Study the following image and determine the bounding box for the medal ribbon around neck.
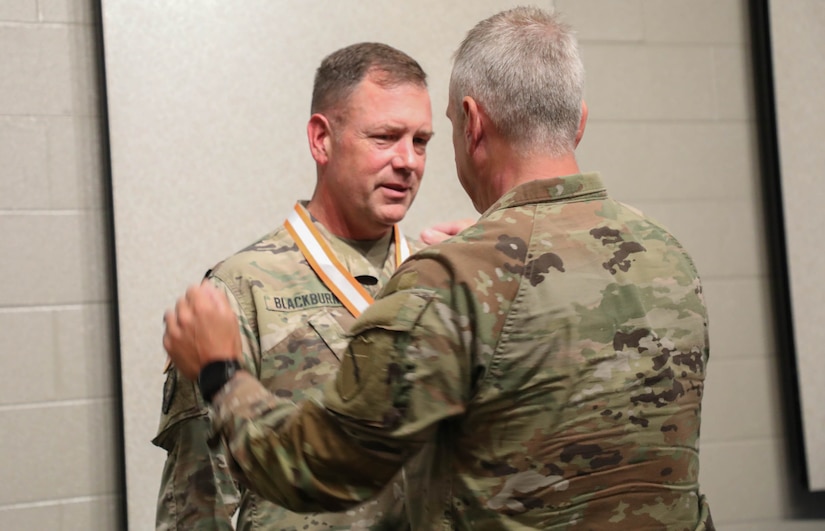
[284,202,411,317]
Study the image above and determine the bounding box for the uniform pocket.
[258,308,353,403]
[308,309,353,360]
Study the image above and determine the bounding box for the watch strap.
[198,360,242,403]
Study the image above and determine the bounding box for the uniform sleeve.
[153,378,238,530]
[153,277,260,529]
[212,264,472,513]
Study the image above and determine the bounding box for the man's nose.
[392,138,420,172]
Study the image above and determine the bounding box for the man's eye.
[414,138,430,152]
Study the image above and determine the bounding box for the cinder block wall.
[0,0,121,529]
[0,0,822,529]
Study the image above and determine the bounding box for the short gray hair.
[450,7,584,156]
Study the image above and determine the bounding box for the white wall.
[2,0,824,529]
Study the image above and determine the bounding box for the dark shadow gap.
[93,0,129,528]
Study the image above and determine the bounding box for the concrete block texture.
[0,0,37,23]
[0,212,110,306]
[0,24,97,116]
[0,117,49,209]
[579,121,758,202]
[0,496,120,531]
[581,43,717,121]
[0,400,119,504]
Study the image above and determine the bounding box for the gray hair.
[311,42,427,118]
[450,7,584,156]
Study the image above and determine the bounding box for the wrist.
[197,359,242,404]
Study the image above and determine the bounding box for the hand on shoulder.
[419,218,476,245]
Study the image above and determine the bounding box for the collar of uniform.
[296,200,392,285]
[482,172,606,216]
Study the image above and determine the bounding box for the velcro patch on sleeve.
[335,291,433,407]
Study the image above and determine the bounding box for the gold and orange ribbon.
[285,202,410,317]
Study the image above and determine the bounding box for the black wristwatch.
[198,360,242,403]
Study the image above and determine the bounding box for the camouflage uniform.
[213,173,714,530]
[154,202,419,530]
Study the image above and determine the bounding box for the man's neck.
[482,150,581,211]
[305,198,391,241]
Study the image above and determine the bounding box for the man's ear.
[462,96,484,152]
[307,113,333,164]
[575,100,588,148]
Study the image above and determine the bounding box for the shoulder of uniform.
[152,369,209,450]
[209,226,298,280]
[402,224,509,288]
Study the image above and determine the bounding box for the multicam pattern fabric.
[214,173,714,530]
[154,203,419,530]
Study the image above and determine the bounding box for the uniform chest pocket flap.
[307,309,353,361]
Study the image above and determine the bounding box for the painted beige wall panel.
[770,0,825,491]
[100,0,527,525]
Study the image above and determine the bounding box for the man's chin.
[376,203,411,226]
